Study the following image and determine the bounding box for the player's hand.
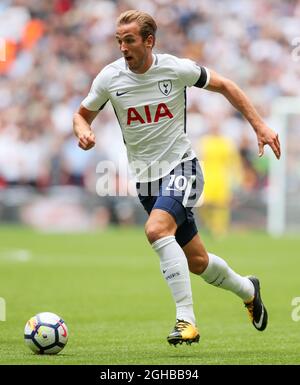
[78,131,96,151]
[257,126,281,159]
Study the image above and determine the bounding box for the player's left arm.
[205,69,281,159]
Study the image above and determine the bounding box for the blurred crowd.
[0,0,300,230]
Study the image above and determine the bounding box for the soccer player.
[73,10,281,346]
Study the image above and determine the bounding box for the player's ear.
[145,34,154,48]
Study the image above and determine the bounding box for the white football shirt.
[82,53,210,182]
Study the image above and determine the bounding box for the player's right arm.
[73,67,110,151]
[73,106,98,151]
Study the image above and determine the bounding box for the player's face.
[116,22,153,74]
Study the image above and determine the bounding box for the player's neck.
[133,53,154,74]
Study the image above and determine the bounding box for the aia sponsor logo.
[127,103,173,125]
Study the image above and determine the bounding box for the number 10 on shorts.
[166,174,197,207]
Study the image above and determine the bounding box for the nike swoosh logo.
[116,90,129,96]
[162,269,167,274]
[253,305,265,329]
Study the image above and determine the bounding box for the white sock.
[201,253,254,301]
[152,235,196,325]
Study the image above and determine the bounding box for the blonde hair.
[117,10,157,47]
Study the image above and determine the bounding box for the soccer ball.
[24,312,68,354]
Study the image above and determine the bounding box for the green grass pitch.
[0,225,299,365]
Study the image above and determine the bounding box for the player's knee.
[145,221,174,244]
[188,253,209,275]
